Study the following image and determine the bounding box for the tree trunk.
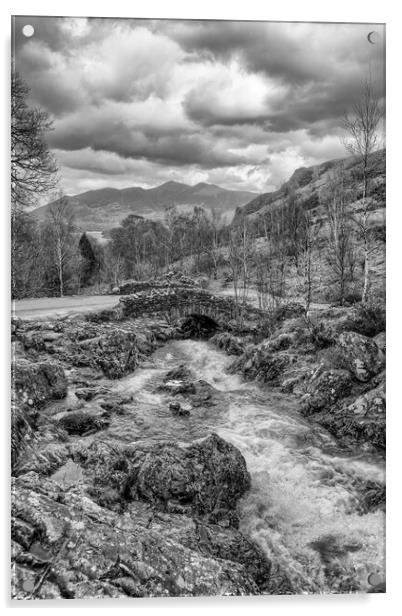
[362,229,370,304]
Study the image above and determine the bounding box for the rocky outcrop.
[11,359,68,475]
[12,360,67,408]
[11,472,264,599]
[11,431,282,599]
[229,343,292,386]
[73,434,250,527]
[337,331,385,382]
[77,330,154,379]
[300,367,353,416]
[314,379,386,450]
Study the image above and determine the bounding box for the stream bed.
[84,338,385,594]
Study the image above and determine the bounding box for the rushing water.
[99,339,385,594]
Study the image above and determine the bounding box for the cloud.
[183,60,288,126]
[13,17,385,194]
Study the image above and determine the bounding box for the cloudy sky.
[13,16,385,196]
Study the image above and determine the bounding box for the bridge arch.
[180,313,220,338]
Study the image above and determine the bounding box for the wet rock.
[300,367,353,416]
[20,331,47,352]
[169,402,190,417]
[16,442,71,477]
[355,480,386,514]
[314,381,386,450]
[12,360,67,408]
[75,386,110,401]
[12,340,25,356]
[165,364,194,381]
[89,331,143,378]
[58,409,110,436]
[347,383,386,417]
[374,331,386,354]
[159,380,197,395]
[337,331,385,382]
[126,433,250,526]
[229,345,291,386]
[11,400,34,474]
[143,510,292,594]
[309,533,362,565]
[11,473,260,599]
[61,325,158,379]
[74,434,250,526]
[188,380,216,407]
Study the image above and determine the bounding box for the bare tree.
[11,71,58,209]
[300,211,322,314]
[209,208,223,279]
[45,195,75,297]
[342,78,384,302]
[228,218,255,325]
[321,166,354,305]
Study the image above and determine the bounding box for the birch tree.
[45,195,75,297]
[342,78,384,303]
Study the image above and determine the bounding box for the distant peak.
[158,180,187,188]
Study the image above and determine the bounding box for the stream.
[85,339,385,594]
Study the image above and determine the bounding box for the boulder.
[169,402,190,417]
[75,386,110,401]
[346,382,386,417]
[73,434,250,526]
[12,360,67,408]
[229,345,291,385]
[374,332,386,354]
[337,331,385,382]
[188,380,217,407]
[312,381,386,450]
[165,364,194,381]
[81,330,153,379]
[58,409,110,436]
[126,433,250,526]
[159,380,196,396]
[301,368,353,416]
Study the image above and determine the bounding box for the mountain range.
[33,181,258,232]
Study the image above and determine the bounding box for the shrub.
[320,346,350,371]
[349,301,386,337]
[305,318,336,349]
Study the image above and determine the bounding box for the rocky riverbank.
[11,311,292,599]
[212,302,386,455]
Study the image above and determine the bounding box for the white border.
[1,1,401,615]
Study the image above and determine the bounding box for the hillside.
[233,149,386,226]
[33,181,258,232]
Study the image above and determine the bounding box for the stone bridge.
[114,286,265,328]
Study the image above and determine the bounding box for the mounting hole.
[22,24,35,37]
[22,579,34,591]
[368,572,382,586]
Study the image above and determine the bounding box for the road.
[12,295,121,320]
